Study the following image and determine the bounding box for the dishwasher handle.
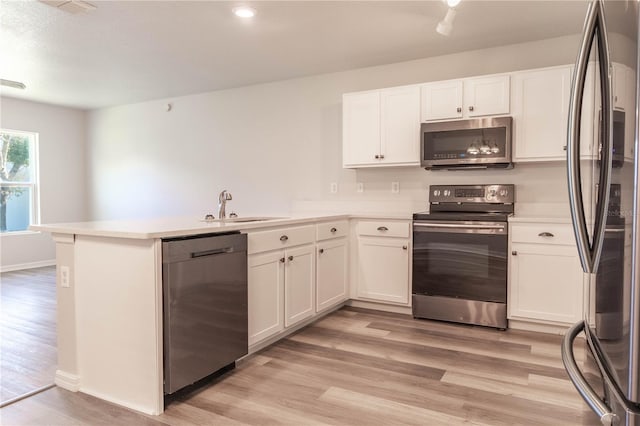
[191,247,234,258]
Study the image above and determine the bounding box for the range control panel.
[429,184,515,204]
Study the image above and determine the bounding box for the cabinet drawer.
[317,220,348,241]
[248,225,315,254]
[357,220,410,238]
[510,223,575,245]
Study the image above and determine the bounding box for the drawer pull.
[330,227,337,233]
[402,245,407,250]
[377,226,389,232]
[319,248,324,254]
[280,235,289,242]
[512,251,518,256]
[280,257,285,263]
[538,232,555,237]
[288,255,294,261]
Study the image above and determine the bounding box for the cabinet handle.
[330,227,337,233]
[280,235,288,242]
[563,145,568,151]
[615,95,618,103]
[379,154,385,159]
[402,245,408,250]
[288,255,294,261]
[280,257,285,263]
[456,107,462,113]
[512,250,518,256]
[377,226,389,231]
[319,248,324,254]
[468,106,474,112]
[375,154,380,159]
[538,232,555,237]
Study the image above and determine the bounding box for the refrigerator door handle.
[562,321,617,426]
[566,0,613,273]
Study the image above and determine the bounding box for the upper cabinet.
[342,85,420,168]
[512,66,572,162]
[613,62,627,111]
[420,75,510,122]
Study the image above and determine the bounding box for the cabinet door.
[248,251,284,345]
[357,237,409,304]
[613,63,626,111]
[284,244,315,327]
[464,75,510,117]
[342,91,381,167]
[509,244,584,324]
[380,86,421,166]
[420,80,463,121]
[512,67,571,161]
[316,239,348,313]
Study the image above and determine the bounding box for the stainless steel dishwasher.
[162,231,247,395]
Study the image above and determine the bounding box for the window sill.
[0,230,41,237]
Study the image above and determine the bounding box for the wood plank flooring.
[0,266,57,403]
[1,305,601,425]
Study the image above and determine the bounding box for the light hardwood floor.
[1,303,600,425]
[0,266,57,403]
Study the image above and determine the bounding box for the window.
[1,130,39,233]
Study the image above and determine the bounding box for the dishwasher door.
[162,232,248,395]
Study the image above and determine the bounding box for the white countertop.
[30,212,413,240]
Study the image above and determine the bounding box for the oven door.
[412,221,508,303]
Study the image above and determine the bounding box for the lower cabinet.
[248,251,285,345]
[508,222,585,325]
[283,244,315,327]
[316,238,348,313]
[354,220,411,305]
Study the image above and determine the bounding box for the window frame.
[0,129,40,235]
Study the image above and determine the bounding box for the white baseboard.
[79,386,162,415]
[55,370,80,392]
[346,299,412,315]
[1,259,56,273]
[508,319,571,335]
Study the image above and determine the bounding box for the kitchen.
[0,0,638,425]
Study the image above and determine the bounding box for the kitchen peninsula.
[31,213,411,415]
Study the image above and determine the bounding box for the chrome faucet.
[218,190,233,219]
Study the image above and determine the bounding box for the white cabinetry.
[421,75,510,121]
[512,66,572,162]
[316,220,348,313]
[247,225,316,345]
[508,221,585,325]
[625,67,637,161]
[613,63,627,111]
[353,220,411,305]
[343,86,420,168]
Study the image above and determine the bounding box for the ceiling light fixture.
[232,6,256,18]
[0,79,26,90]
[446,0,461,7]
[436,8,457,36]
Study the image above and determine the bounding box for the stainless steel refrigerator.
[562,1,640,425]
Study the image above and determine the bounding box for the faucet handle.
[226,192,233,201]
[229,212,238,218]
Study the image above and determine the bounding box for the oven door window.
[412,226,507,303]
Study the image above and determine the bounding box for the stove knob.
[443,190,450,197]
[434,190,441,196]
[500,189,508,197]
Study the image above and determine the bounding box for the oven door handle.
[413,222,505,231]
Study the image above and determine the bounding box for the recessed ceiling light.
[232,6,256,18]
[446,0,461,7]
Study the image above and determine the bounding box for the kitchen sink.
[200,216,284,223]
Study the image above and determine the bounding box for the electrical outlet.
[330,182,338,194]
[61,266,70,288]
[356,182,364,193]
[391,182,400,194]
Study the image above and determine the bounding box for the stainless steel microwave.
[421,117,513,170]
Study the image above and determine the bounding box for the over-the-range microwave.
[421,116,513,170]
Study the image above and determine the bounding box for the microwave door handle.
[567,0,598,273]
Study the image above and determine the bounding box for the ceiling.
[0,1,590,110]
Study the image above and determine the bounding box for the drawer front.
[248,225,315,254]
[510,223,575,245]
[317,220,349,241]
[357,220,410,238]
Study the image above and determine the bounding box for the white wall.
[86,35,582,221]
[0,97,86,271]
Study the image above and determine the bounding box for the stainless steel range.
[412,184,514,329]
